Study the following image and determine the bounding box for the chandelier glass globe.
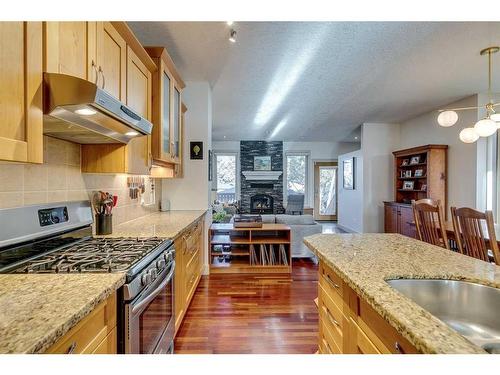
[491,112,500,123]
[474,118,497,137]
[459,127,480,143]
[437,110,458,127]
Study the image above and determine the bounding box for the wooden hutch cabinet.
[384,144,448,238]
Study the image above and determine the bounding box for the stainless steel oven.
[123,244,175,354]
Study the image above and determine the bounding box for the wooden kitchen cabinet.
[45,292,117,354]
[43,22,96,81]
[384,202,416,238]
[174,216,204,335]
[81,24,156,175]
[0,22,43,164]
[96,22,126,101]
[146,46,186,173]
[317,262,418,354]
[44,21,126,100]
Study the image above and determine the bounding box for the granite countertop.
[100,210,207,239]
[0,273,125,354]
[304,233,500,354]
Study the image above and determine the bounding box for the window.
[215,153,237,203]
[286,153,309,204]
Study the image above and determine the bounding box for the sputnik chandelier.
[437,46,500,143]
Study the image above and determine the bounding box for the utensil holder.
[96,214,112,235]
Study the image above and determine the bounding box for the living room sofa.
[261,214,322,259]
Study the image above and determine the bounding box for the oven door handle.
[131,261,175,315]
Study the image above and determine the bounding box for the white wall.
[362,123,401,232]
[211,140,360,207]
[338,150,363,232]
[162,82,213,210]
[162,82,213,275]
[400,95,479,213]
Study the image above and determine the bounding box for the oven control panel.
[38,206,69,227]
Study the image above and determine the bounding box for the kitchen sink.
[386,279,500,353]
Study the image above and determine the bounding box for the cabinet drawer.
[319,333,340,354]
[319,275,344,313]
[319,306,343,352]
[358,299,417,354]
[351,318,381,354]
[46,293,116,354]
[318,283,346,330]
[91,327,117,354]
[319,263,344,298]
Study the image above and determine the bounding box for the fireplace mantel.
[242,171,283,181]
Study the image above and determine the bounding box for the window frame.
[284,151,311,208]
[213,150,240,202]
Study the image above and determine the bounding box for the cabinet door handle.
[66,342,77,354]
[91,60,99,85]
[98,66,106,90]
[322,337,333,354]
[394,341,403,353]
[324,274,340,290]
[322,305,340,327]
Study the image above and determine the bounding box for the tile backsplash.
[0,136,160,226]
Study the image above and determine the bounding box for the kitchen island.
[304,233,500,354]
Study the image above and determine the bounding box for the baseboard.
[202,263,210,275]
[336,223,360,233]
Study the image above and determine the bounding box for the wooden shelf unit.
[209,223,292,274]
[385,144,448,238]
[393,144,447,207]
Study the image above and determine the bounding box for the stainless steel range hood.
[43,73,153,144]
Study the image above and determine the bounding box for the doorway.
[314,161,338,221]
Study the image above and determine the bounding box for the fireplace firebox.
[250,194,274,214]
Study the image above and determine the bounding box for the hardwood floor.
[174,259,319,354]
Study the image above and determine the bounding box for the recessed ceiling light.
[354,136,359,140]
[226,21,234,26]
[223,135,227,139]
[125,131,139,137]
[75,108,97,116]
[229,29,237,43]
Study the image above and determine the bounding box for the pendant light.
[459,127,480,143]
[437,46,500,143]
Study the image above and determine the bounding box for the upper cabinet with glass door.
[146,47,185,169]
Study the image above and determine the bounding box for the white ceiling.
[129,22,500,142]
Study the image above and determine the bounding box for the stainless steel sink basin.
[386,279,500,353]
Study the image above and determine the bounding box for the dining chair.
[450,207,500,264]
[412,199,449,250]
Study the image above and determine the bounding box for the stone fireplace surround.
[240,141,284,214]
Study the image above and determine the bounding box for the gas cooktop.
[6,237,166,274]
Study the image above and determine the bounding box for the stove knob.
[156,259,166,269]
[141,272,151,286]
[164,252,172,262]
[149,269,157,281]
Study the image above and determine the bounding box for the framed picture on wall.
[343,158,355,190]
[190,142,203,160]
[254,156,271,171]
